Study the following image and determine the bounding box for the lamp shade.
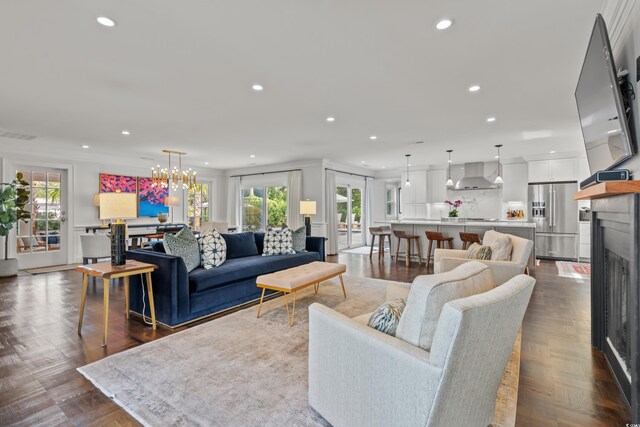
[92,193,101,207]
[300,200,316,215]
[164,196,181,207]
[99,192,137,220]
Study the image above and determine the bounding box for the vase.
[157,213,168,224]
[0,258,18,277]
[111,223,127,266]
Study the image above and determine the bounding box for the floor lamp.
[99,192,137,266]
[300,200,316,236]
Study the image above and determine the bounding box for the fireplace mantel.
[573,180,640,200]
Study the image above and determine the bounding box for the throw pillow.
[483,230,513,261]
[465,243,493,260]
[198,229,227,269]
[263,227,295,256]
[368,298,406,336]
[291,226,307,253]
[163,227,200,272]
[220,232,259,259]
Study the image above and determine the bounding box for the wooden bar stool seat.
[393,230,423,267]
[459,232,481,250]
[425,231,454,272]
[369,227,393,261]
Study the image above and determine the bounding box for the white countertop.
[390,219,536,228]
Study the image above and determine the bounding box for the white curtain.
[325,170,338,255]
[287,170,302,229]
[364,177,375,245]
[227,176,241,229]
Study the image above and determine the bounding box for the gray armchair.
[308,273,535,427]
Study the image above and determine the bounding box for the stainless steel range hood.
[454,162,497,190]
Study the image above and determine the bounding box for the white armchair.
[308,273,536,427]
[79,234,111,264]
[434,231,533,285]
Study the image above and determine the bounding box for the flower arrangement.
[445,199,462,217]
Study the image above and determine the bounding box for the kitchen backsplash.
[428,188,503,219]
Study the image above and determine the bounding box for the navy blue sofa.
[127,232,325,327]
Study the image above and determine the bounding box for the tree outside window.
[188,183,209,230]
[242,186,287,231]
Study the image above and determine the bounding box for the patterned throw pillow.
[198,229,227,269]
[465,243,493,260]
[263,227,295,256]
[367,298,407,336]
[291,226,307,253]
[163,227,201,272]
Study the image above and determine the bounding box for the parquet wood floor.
[0,255,630,425]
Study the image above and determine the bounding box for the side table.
[76,260,158,347]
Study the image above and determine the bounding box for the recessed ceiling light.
[607,129,617,134]
[249,154,256,158]
[382,166,386,169]
[494,155,500,159]
[486,117,496,122]
[361,160,366,164]
[326,117,335,122]
[204,162,209,165]
[97,17,116,27]
[252,84,264,91]
[435,19,453,30]
[82,145,89,149]
[549,150,556,154]
[370,135,377,140]
[468,85,481,92]
[408,164,412,167]
[121,130,130,135]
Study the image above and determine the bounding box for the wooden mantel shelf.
[573,180,640,200]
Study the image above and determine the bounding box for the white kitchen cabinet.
[502,163,528,202]
[427,169,448,203]
[528,159,577,183]
[579,222,590,260]
[401,171,427,204]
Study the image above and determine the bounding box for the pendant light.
[445,149,454,187]
[404,154,411,187]
[494,144,504,184]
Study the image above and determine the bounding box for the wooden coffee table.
[256,261,347,326]
[76,260,158,347]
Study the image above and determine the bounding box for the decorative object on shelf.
[138,177,169,217]
[494,144,504,185]
[99,173,136,193]
[299,200,316,236]
[164,195,180,223]
[446,199,462,217]
[157,212,168,223]
[0,173,30,277]
[99,192,137,266]
[506,209,524,218]
[446,149,454,187]
[151,149,197,191]
[404,154,412,187]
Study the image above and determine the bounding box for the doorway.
[337,185,363,249]
[15,167,69,268]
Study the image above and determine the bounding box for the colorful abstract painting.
[138,177,169,217]
[100,174,137,193]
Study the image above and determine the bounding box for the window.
[188,183,209,230]
[241,186,287,231]
[385,184,397,218]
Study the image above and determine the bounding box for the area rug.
[78,275,519,427]
[24,263,81,274]
[556,261,591,280]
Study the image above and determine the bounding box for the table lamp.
[99,192,137,266]
[164,195,180,224]
[300,200,316,236]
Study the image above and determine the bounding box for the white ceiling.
[0,0,603,171]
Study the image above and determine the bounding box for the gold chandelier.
[151,149,197,190]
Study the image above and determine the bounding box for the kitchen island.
[387,219,536,267]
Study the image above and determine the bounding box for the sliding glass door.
[337,185,363,249]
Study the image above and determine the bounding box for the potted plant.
[0,173,30,277]
[445,199,462,221]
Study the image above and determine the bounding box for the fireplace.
[591,194,640,420]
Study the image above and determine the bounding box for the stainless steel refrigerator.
[528,182,578,260]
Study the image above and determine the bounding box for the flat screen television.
[575,14,634,174]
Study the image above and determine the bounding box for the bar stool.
[369,226,392,261]
[425,231,454,271]
[393,230,423,267]
[459,232,481,250]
